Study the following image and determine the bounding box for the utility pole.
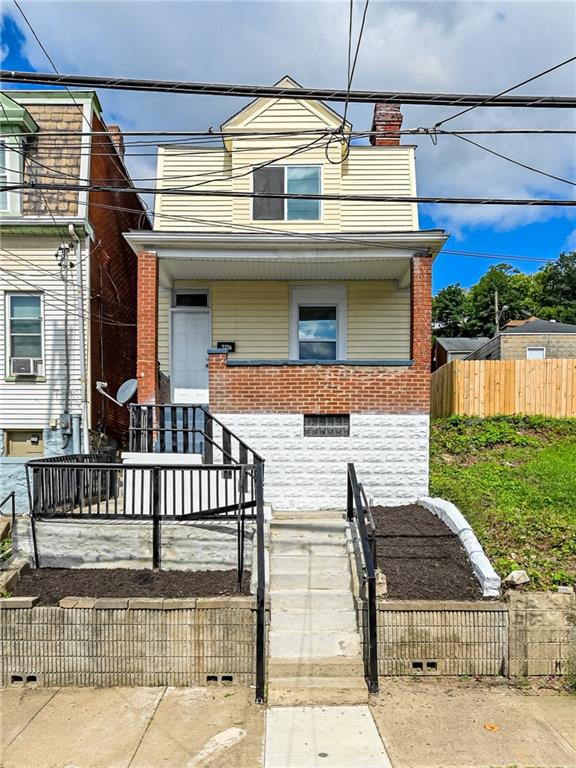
[495,290,499,333]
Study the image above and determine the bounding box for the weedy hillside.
[430,416,576,590]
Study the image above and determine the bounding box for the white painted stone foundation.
[216,413,430,510]
[14,517,254,571]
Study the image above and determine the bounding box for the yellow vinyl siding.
[153,97,418,234]
[158,280,410,370]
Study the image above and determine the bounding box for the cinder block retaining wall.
[0,598,259,688]
[356,592,575,678]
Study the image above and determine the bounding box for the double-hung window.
[7,294,43,376]
[253,165,320,221]
[290,286,346,361]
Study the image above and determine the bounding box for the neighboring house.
[466,319,576,361]
[433,337,489,370]
[125,77,448,509]
[0,90,150,507]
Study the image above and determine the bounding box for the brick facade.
[136,252,159,404]
[208,255,432,414]
[88,112,151,440]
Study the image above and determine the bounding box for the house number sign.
[217,341,236,353]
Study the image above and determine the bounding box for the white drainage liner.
[417,497,501,598]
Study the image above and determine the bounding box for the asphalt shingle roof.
[502,319,576,334]
[435,337,490,352]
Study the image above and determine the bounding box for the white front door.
[171,311,211,403]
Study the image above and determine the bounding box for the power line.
[433,54,576,129]
[451,133,576,187]
[2,69,575,107]
[5,180,575,206]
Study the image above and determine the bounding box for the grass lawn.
[430,415,576,590]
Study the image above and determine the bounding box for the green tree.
[532,251,576,324]
[432,283,470,336]
[466,263,534,336]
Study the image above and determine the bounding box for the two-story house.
[125,77,448,510]
[0,90,149,508]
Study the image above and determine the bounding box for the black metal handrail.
[0,490,16,525]
[346,462,378,694]
[128,404,264,466]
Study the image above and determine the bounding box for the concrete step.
[271,571,351,591]
[271,609,357,632]
[271,540,346,556]
[268,656,365,678]
[270,555,350,575]
[271,527,347,542]
[271,589,355,611]
[270,629,362,658]
[268,676,368,706]
[273,510,345,521]
[271,519,348,532]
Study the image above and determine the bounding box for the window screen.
[298,305,337,360]
[253,166,320,220]
[304,414,350,437]
[253,166,284,220]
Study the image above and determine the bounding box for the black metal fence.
[128,404,264,466]
[346,462,379,694]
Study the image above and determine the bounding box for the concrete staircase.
[268,510,367,706]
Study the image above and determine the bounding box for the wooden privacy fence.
[431,359,576,418]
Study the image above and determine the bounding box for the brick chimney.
[370,104,403,146]
[107,124,125,159]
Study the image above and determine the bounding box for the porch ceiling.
[159,254,411,282]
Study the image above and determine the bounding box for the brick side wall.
[22,104,83,217]
[209,255,432,414]
[501,333,576,360]
[88,112,150,441]
[136,252,159,404]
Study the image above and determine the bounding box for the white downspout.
[69,223,90,453]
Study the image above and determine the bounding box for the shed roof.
[435,337,490,352]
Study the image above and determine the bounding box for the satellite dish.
[116,379,138,405]
[96,379,138,407]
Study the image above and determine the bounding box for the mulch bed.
[11,567,251,606]
[371,504,483,600]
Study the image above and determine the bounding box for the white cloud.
[4,0,576,234]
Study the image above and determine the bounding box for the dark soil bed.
[11,567,251,606]
[371,504,483,600]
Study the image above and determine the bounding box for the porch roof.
[124,230,448,284]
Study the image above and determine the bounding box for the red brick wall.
[136,251,159,404]
[88,112,150,441]
[209,254,432,414]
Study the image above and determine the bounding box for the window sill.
[4,376,46,383]
[225,359,414,367]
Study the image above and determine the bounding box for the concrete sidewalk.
[0,686,265,768]
[1,681,574,768]
[371,679,576,768]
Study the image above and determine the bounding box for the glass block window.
[303,414,350,437]
[298,305,337,360]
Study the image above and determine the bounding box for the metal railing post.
[255,461,266,704]
[151,466,161,569]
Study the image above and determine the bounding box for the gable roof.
[0,92,39,134]
[502,318,576,334]
[436,337,490,352]
[220,75,351,148]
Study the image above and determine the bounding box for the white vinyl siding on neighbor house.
[0,235,90,431]
[157,280,410,374]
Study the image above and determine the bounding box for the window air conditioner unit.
[10,358,43,376]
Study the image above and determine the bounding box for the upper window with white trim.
[7,293,44,376]
[253,166,320,221]
[0,139,24,216]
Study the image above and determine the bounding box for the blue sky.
[2,3,575,294]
